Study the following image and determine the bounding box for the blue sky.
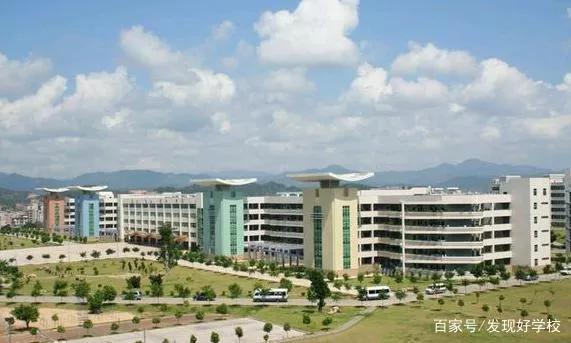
[0,0,570,177]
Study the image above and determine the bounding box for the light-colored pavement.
[0,242,158,266]
[67,317,303,343]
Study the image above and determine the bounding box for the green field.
[17,258,307,298]
[0,235,57,250]
[303,279,571,343]
[338,273,434,291]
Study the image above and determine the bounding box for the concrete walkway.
[67,317,303,343]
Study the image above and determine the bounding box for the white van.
[364,286,391,300]
[252,288,289,302]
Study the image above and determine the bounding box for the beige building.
[288,172,373,274]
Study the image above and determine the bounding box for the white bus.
[364,286,391,300]
[252,288,289,302]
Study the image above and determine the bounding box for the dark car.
[523,274,539,281]
[193,293,212,301]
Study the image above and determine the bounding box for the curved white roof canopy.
[70,185,109,192]
[193,178,257,187]
[36,187,70,193]
[287,172,374,183]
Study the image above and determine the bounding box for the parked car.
[425,283,447,295]
[560,268,571,276]
[252,288,289,302]
[193,292,213,301]
[523,274,539,281]
[124,290,142,300]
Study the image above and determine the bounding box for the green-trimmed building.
[194,178,257,257]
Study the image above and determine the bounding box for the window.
[533,216,537,224]
[533,188,537,196]
[533,202,537,210]
[313,206,323,269]
[534,259,538,266]
[534,231,538,238]
[342,206,351,269]
[543,188,547,196]
[229,204,238,255]
[534,245,538,252]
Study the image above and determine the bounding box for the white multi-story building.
[98,191,118,237]
[244,192,304,265]
[493,176,551,267]
[26,197,43,224]
[548,174,566,228]
[357,187,512,272]
[118,192,202,249]
[565,170,571,252]
[64,197,75,236]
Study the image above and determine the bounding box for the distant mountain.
[0,188,29,209]
[0,159,553,193]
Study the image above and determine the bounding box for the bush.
[110,322,119,332]
[195,311,205,321]
[216,303,228,314]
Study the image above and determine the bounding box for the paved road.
[67,317,303,343]
[2,273,568,308]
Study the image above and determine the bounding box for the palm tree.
[235,326,243,343]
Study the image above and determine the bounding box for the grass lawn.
[303,278,571,343]
[17,258,307,298]
[9,302,362,333]
[0,235,57,250]
[338,273,435,291]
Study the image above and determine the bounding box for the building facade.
[38,188,68,234]
[244,193,304,265]
[493,176,551,267]
[118,192,202,249]
[358,187,512,273]
[548,174,567,228]
[73,186,107,238]
[98,191,118,237]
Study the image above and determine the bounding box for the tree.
[395,289,406,304]
[284,322,291,337]
[373,272,382,285]
[416,293,424,304]
[520,297,527,308]
[87,290,105,314]
[195,310,205,321]
[175,311,183,324]
[437,298,445,310]
[263,322,273,341]
[500,271,511,286]
[279,278,293,292]
[307,270,330,312]
[544,299,552,313]
[175,283,191,299]
[302,313,311,329]
[90,250,100,259]
[357,273,364,284]
[482,304,490,315]
[73,280,91,302]
[11,304,39,329]
[158,223,180,270]
[444,271,454,281]
[30,280,43,300]
[110,322,119,332]
[471,264,484,279]
[132,316,140,327]
[326,271,336,282]
[322,316,333,329]
[201,285,217,301]
[149,274,164,302]
[190,335,197,343]
[152,317,161,327]
[431,272,442,284]
[457,299,465,312]
[228,283,242,302]
[82,319,93,336]
[53,280,68,297]
[210,331,220,343]
[57,325,65,339]
[51,314,59,329]
[102,285,117,302]
[461,279,470,294]
[126,275,141,289]
[235,326,243,343]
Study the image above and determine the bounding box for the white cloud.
[221,57,238,69]
[556,73,571,92]
[149,68,235,107]
[255,0,360,66]
[0,76,66,130]
[121,25,236,107]
[263,68,315,93]
[102,108,130,129]
[390,77,448,106]
[0,52,52,98]
[567,8,571,18]
[343,62,392,104]
[120,26,184,70]
[212,21,235,40]
[524,114,571,139]
[461,58,540,113]
[211,112,231,134]
[62,67,133,113]
[392,42,477,76]
[480,126,500,141]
